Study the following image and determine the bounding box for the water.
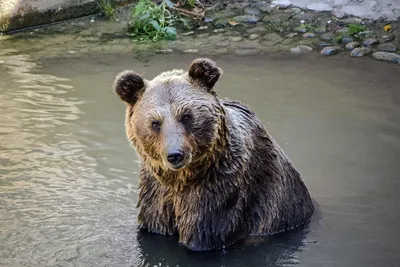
[1,51,400,267]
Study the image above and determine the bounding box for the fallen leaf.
[384,24,391,32]
[228,20,240,26]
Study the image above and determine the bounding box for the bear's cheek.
[191,115,219,151]
[134,123,163,161]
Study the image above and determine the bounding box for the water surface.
[1,51,400,267]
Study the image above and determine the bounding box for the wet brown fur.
[113,58,314,251]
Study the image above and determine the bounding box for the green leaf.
[165,27,177,39]
[163,0,175,8]
[149,20,161,30]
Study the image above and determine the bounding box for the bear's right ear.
[113,70,146,105]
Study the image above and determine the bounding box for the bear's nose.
[167,151,184,165]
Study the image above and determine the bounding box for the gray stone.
[314,27,327,34]
[229,36,243,42]
[216,41,231,47]
[156,48,174,54]
[316,43,332,49]
[247,26,267,34]
[372,52,400,64]
[263,33,283,44]
[235,49,260,56]
[198,26,208,30]
[213,29,225,33]
[320,46,340,56]
[350,47,371,57]
[249,34,261,40]
[303,33,316,38]
[345,42,360,50]
[263,13,292,22]
[294,12,318,21]
[377,43,397,52]
[210,10,236,20]
[362,38,379,47]
[258,4,275,13]
[320,32,335,41]
[233,15,260,24]
[214,18,229,28]
[290,45,313,55]
[244,7,261,16]
[341,36,354,45]
[272,0,292,9]
[307,3,333,12]
[381,34,395,43]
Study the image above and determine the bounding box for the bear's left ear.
[113,70,146,105]
[188,58,223,92]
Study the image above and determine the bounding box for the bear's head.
[113,58,226,184]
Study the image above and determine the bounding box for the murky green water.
[1,50,400,267]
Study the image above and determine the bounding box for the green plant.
[181,0,196,7]
[98,0,116,19]
[301,23,316,33]
[131,0,191,42]
[347,23,366,37]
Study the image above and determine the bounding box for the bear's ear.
[113,70,146,105]
[188,58,222,92]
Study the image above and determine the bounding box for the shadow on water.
[137,203,322,267]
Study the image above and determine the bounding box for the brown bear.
[113,58,314,251]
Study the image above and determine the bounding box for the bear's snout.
[167,150,185,168]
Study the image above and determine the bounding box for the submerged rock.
[249,34,261,40]
[262,33,283,45]
[263,13,292,22]
[341,36,354,45]
[362,38,379,47]
[290,45,313,55]
[247,26,267,34]
[345,42,360,51]
[229,36,243,42]
[350,47,371,57]
[216,41,231,47]
[233,15,260,24]
[320,46,340,56]
[244,7,261,16]
[372,52,400,64]
[377,43,397,52]
[320,32,335,41]
[381,34,395,43]
[235,49,260,56]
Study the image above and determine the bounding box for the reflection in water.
[1,52,400,267]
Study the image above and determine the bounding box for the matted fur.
[113,58,314,251]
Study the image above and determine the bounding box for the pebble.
[235,49,260,56]
[263,33,283,43]
[372,52,400,64]
[216,41,231,47]
[258,4,274,13]
[156,48,174,54]
[68,50,78,54]
[303,33,316,38]
[90,19,95,23]
[320,46,340,56]
[249,34,261,40]
[272,0,292,9]
[377,43,397,52]
[350,47,371,57]
[204,17,213,23]
[285,7,302,14]
[320,32,335,41]
[229,36,243,42]
[244,7,261,16]
[345,42,360,50]
[232,15,260,24]
[362,38,379,47]
[307,3,333,12]
[290,45,313,55]
[381,34,395,43]
[198,26,208,30]
[184,49,198,53]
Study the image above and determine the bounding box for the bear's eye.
[180,114,192,125]
[151,120,161,132]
